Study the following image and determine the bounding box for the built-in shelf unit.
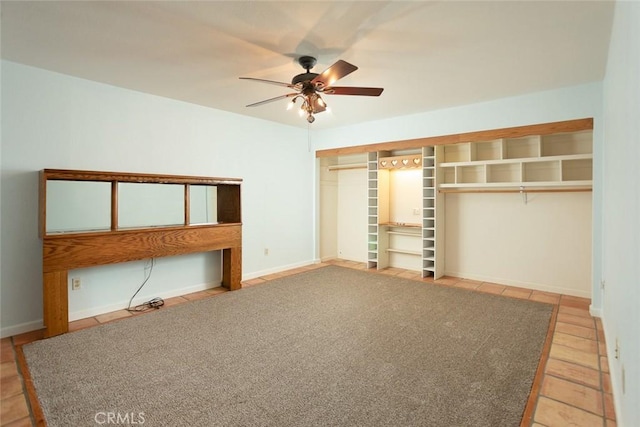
[367,152,382,269]
[439,130,593,189]
[422,146,444,278]
[367,150,429,274]
[320,119,594,287]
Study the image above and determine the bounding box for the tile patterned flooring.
[0,260,616,426]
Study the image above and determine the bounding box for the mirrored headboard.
[39,169,243,337]
[40,169,241,236]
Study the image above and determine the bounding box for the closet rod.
[327,163,368,171]
[439,188,592,194]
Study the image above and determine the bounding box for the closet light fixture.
[379,155,422,169]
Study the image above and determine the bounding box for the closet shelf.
[439,132,593,190]
[380,222,421,228]
[387,248,422,256]
[440,186,592,194]
[387,231,422,237]
[439,153,591,168]
[439,181,592,189]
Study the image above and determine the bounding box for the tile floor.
[0,260,615,426]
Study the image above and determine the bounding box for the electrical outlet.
[615,337,620,360]
[412,208,420,215]
[71,278,81,291]
[264,248,269,256]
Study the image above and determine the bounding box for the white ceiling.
[1,1,615,130]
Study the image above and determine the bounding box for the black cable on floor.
[126,259,164,312]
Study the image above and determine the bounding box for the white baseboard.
[589,305,602,318]
[444,270,591,298]
[242,259,318,280]
[69,281,220,321]
[1,320,44,339]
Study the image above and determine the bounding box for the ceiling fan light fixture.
[240,56,383,124]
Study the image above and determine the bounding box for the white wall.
[445,192,592,296]
[312,83,602,152]
[389,169,422,225]
[0,61,314,337]
[602,1,640,425]
[318,159,338,261]
[336,168,368,262]
[318,154,368,262]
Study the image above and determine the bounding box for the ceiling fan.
[240,56,384,123]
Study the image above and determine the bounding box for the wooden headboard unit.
[40,169,242,337]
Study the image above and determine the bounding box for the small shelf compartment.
[472,139,503,161]
[443,143,471,163]
[523,160,560,183]
[487,163,521,183]
[562,158,593,181]
[542,131,592,157]
[457,165,485,184]
[442,167,456,185]
[504,136,540,159]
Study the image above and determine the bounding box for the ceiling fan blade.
[311,60,358,88]
[323,86,384,96]
[246,93,297,107]
[239,77,295,89]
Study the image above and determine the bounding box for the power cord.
[126,259,164,312]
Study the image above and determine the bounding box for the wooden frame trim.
[315,118,593,158]
[43,224,242,273]
[42,168,242,185]
[520,304,559,426]
[16,345,47,426]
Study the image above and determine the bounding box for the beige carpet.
[24,266,553,426]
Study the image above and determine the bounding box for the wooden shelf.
[380,222,421,228]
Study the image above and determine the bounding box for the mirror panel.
[117,183,184,229]
[189,185,218,225]
[46,181,111,233]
